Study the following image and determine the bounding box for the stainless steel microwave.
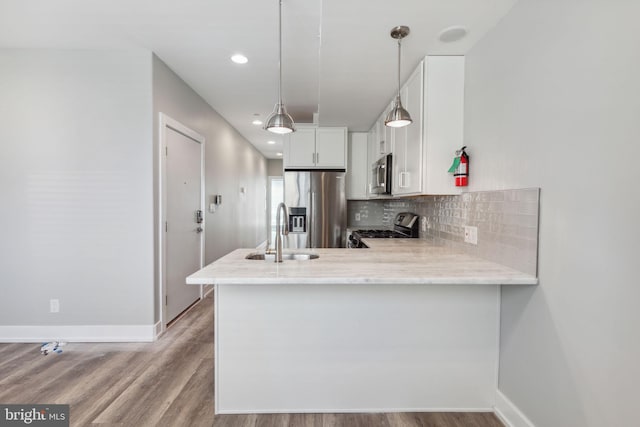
[370,153,392,195]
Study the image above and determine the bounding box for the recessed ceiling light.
[276,152,283,157]
[231,54,248,64]
[438,26,468,43]
[267,140,276,145]
[252,120,263,125]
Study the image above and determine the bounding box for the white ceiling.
[0,0,518,159]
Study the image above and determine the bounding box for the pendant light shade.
[385,26,412,128]
[265,0,295,134]
[265,103,295,134]
[385,96,412,128]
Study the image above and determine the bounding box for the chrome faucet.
[275,202,289,263]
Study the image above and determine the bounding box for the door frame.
[158,113,205,332]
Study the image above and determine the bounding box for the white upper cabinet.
[367,112,391,165]
[368,56,465,197]
[283,126,347,169]
[380,110,393,157]
[285,127,316,168]
[346,132,368,199]
[393,62,424,195]
[422,56,465,195]
[316,128,347,168]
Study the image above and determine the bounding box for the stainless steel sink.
[245,252,319,261]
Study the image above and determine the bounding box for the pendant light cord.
[278,0,283,105]
[397,38,402,99]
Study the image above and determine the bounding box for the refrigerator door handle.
[310,191,315,248]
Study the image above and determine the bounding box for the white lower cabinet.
[284,126,347,169]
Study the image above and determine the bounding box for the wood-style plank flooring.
[0,292,504,427]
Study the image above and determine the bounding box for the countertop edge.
[186,245,538,287]
[187,278,538,286]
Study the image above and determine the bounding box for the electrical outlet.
[464,226,478,245]
[355,213,361,221]
[421,216,427,232]
[50,299,60,313]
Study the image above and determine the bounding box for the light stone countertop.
[186,239,538,286]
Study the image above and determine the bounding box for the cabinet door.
[423,56,465,194]
[374,114,386,157]
[382,110,394,155]
[315,127,346,168]
[392,86,409,194]
[367,126,378,198]
[284,127,316,168]
[346,132,368,199]
[399,63,424,194]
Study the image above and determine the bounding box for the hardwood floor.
[0,293,504,427]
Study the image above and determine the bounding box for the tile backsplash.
[348,188,540,276]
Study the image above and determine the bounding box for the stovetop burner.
[353,229,408,238]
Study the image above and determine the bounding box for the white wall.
[464,1,640,426]
[152,55,267,321]
[0,49,154,327]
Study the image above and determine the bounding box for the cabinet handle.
[312,153,316,164]
[400,172,410,188]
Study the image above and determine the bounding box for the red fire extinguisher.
[448,146,469,187]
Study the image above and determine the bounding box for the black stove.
[349,212,420,248]
[352,229,409,239]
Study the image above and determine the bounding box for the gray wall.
[348,188,539,276]
[464,1,640,426]
[153,55,267,321]
[0,49,155,326]
[0,50,267,330]
[267,159,283,177]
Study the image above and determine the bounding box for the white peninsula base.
[214,283,500,414]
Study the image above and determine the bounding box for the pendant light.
[265,0,296,134]
[385,26,412,128]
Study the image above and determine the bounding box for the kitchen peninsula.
[187,240,537,414]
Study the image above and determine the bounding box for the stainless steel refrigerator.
[284,170,347,248]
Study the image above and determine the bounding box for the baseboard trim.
[494,390,535,427]
[217,407,495,415]
[153,321,163,340]
[0,324,158,343]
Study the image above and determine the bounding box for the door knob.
[196,227,203,233]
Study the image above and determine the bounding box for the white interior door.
[165,124,203,323]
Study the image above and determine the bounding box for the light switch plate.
[464,226,478,245]
[355,213,361,221]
